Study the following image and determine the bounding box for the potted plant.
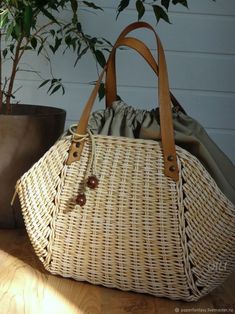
[0,0,108,228]
[0,0,206,228]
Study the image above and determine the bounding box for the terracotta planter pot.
[0,104,66,228]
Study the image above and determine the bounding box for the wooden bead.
[169,165,176,172]
[76,193,86,206]
[87,176,99,189]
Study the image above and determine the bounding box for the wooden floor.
[0,229,234,314]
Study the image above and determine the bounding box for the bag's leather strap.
[105,21,185,113]
[106,37,185,113]
[67,22,179,181]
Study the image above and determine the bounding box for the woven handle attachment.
[66,22,179,181]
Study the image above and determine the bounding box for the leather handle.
[67,22,179,181]
[105,21,185,113]
[106,37,185,113]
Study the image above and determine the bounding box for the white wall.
[12,0,235,163]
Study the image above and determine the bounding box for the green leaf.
[161,0,170,11]
[82,1,103,10]
[70,0,78,13]
[74,46,89,66]
[136,0,145,20]
[117,0,130,19]
[101,37,113,47]
[50,37,62,54]
[103,48,111,53]
[77,22,82,32]
[6,22,14,40]
[172,0,188,8]
[152,5,171,23]
[0,10,9,28]
[37,37,47,55]
[94,50,106,68]
[54,37,62,52]
[76,41,81,54]
[31,37,37,49]
[65,35,72,46]
[71,38,77,51]
[39,7,58,23]
[50,84,61,95]
[50,29,56,37]
[87,37,97,50]
[2,49,8,58]
[23,6,33,36]
[47,82,54,93]
[19,45,32,51]
[38,44,43,55]
[38,80,50,89]
[98,82,105,101]
[10,44,15,54]
[12,23,21,40]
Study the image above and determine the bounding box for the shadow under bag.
[15,22,235,301]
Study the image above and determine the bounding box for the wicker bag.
[15,22,235,301]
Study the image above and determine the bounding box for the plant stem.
[0,30,3,113]
[5,21,54,114]
[6,37,23,114]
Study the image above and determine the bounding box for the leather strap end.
[66,141,85,165]
[164,154,179,182]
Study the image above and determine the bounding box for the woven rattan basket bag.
[15,22,235,301]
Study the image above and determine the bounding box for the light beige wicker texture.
[17,134,235,301]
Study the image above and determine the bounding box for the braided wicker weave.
[17,134,235,301]
[16,22,235,301]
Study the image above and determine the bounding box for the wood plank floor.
[0,229,234,314]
